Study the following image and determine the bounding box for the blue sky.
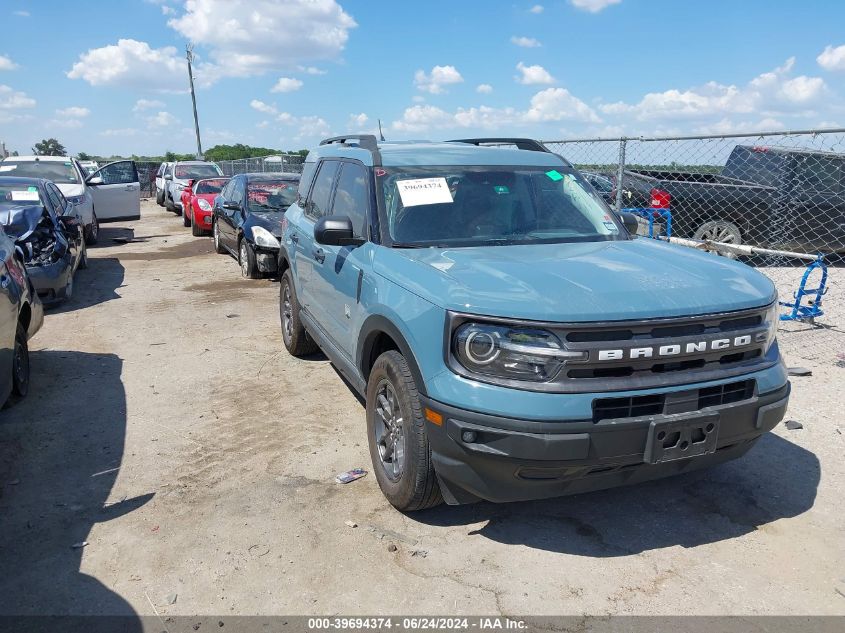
[1,0,844,157]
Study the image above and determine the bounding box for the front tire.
[165,192,176,213]
[84,212,99,245]
[212,220,226,254]
[239,238,259,279]
[279,269,318,356]
[183,207,191,227]
[78,239,88,270]
[11,324,29,399]
[191,217,204,237]
[156,188,164,206]
[366,351,442,512]
[693,220,742,259]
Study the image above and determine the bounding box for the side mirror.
[223,201,241,211]
[314,215,363,246]
[165,174,173,181]
[618,212,640,236]
[86,175,103,186]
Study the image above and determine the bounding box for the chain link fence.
[217,154,305,177]
[544,129,845,366]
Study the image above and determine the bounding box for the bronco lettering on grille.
[597,335,753,361]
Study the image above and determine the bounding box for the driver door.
[87,160,141,221]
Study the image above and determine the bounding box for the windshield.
[0,184,45,208]
[0,160,80,184]
[247,179,298,212]
[175,164,222,179]
[378,165,624,247]
[196,178,229,194]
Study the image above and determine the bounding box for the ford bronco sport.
[277,135,790,511]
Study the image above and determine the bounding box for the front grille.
[592,379,756,422]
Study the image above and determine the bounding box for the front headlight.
[67,194,86,205]
[251,225,281,249]
[764,297,780,352]
[452,322,586,383]
[197,198,212,211]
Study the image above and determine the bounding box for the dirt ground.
[0,199,843,620]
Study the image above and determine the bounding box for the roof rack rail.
[319,134,382,166]
[447,138,550,152]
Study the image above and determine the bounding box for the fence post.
[614,137,627,212]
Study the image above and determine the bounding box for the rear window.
[175,163,222,179]
[196,178,229,194]
[0,160,80,184]
[0,184,44,207]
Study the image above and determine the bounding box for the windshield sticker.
[493,185,510,195]
[11,190,40,202]
[545,170,564,182]
[396,177,453,207]
[603,221,619,232]
[0,166,16,172]
[27,186,38,192]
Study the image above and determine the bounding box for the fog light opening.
[461,430,477,443]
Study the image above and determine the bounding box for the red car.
[181,177,230,236]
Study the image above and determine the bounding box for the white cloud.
[414,65,464,94]
[529,5,544,13]
[167,0,356,77]
[511,36,541,48]
[299,66,327,75]
[133,98,165,112]
[569,0,622,12]
[100,128,140,137]
[250,99,277,115]
[12,10,29,17]
[412,95,425,103]
[56,106,90,118]
[161,5,175,14]
[524,88,601,123]
[147,111,178,127]
[46,118,84,129]
[67,39,189,91]
[271,77,304,93]
[515,62,555,85]
[392,87,600,132]
[476,84,493,94]
[0,55,18,71]
[817,45,845,71]
[348,112,368,128]
[0,84,35,109]
[599,58,828,122]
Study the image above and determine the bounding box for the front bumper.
[422,382,790,504]
[250,243,280,274]
[26,259,73,305]
[193,207,213,228]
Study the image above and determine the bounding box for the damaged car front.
[0,179,85,305]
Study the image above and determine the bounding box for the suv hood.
[375,238,776,322]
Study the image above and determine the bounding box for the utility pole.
[186,44,203,160]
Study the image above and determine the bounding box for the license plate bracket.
[644,413,720,464]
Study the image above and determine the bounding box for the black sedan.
[0,220,43,407]
[211,172,300,278]
[0,177,87,305]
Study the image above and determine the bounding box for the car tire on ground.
[239,238,259,279]
[212,220,226,254]
[165,193,176,213]
[78,239,88,270]
[191,217,204,237]
[63,274,74,302]
[279,269,318,356]
[84,212,99,245]
[366,350,442,512]
[156,189,164,206]
[10,323,29,400]
[693,220,742,259]
[183,208,191,227]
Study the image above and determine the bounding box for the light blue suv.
[278,135,789,511]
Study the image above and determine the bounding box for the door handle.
[313,248,326,264]
[290,233,299,244]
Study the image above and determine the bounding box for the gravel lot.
[0,199,843,619]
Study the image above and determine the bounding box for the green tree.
[32,138,67,156]
[164,151,177,162]
[77,151,92,161]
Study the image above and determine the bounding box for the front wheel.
[84,212,99,245]
[191,217,204,237]
[11,324,30,399]
[239,238,259,279]
[183,208,191,227]
[279,269,318,356]
[366,350,442,512]
[212,220,226,254]
[156,188,164,206]
[693,220,742,259]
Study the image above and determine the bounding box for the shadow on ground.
[0,351,150,622]
[49,257,125,315]
[412,432,819,556]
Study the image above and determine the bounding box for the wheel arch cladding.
[358,315,428,397]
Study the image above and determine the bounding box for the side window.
[795,155,842,192]
[331,162,370,238]
[164,163,173,177]
[297,161,318,205]
[230,178,245,206]
[45,183,64,213]
[157,164,165,177]
[96,161,139,185]
[306,160,339,219]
